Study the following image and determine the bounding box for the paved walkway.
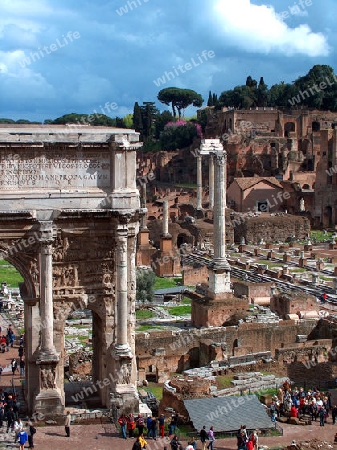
[1,420,334,450]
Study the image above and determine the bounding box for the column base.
[33,389,64,417]
[37,349,59,364]
[113,344,133,360]
[111,384,139,415]
[208,267,231,299]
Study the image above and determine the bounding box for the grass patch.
[0,261,24,287]
[216,375,234,389]
[167,305,191,316]
[258,260,283,269]
[154,277,178,290]
[319,276,333,281]
[311,230,333,242]
[136,325,163,332]
[182,297,191,305]
[143,383,163,400]
[136,309,155,320]
[291,268,306,273]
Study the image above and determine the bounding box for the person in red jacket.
[290,404,298,418]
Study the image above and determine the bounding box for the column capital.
[38,221,55,246]
[212,150,227,166]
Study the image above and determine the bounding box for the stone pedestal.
[113,384,139,415]
[304,244,312,251]
[34,364,64,416]
[138,229,150,246]
[299,258,307,268]
[267,251,275,260]
[283,252,292,263]
[239,244,246,253]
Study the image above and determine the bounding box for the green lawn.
[143,383,163,400]
[167,305,191,316]
[311,230,333,242]
[136,309,155,320]
[216,375,234,389]
[154,277,179,290]
[0,261,24,287]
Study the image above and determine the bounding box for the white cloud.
[213,0,330,57]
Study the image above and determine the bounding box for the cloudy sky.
[0,0,336,122]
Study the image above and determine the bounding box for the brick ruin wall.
[233,215,310,244]
[136,320,322,383]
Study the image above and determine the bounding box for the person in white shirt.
[14,418,23,443]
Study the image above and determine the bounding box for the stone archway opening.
[284,122,295,137]
[177,233,193,248]
[64,308,96,408]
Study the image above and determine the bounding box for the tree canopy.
[157,87,203,118]
[216,65,337,111]
[136,268,156,303]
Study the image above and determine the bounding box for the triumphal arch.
[0,125,143,416]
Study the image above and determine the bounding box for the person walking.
[18,429,28,450]
[19,358,25,378]
[11,358,17,376]
[118,414,127,439]
[64,410,71,437]
[207,426,215,450]
[136,413,145,436]
[6,407,15,433]
[159,414,165,438]
[27,421,36,449]
[128,413,136,438]
[319,407,326,427]
[200,425,208,450]
[332,405,337,425]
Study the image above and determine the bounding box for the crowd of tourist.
[269,380,336,427]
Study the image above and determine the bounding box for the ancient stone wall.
[233,281,272,302]
[182,265,209,286]
[233,214,310,244]
[135,320,317,380]
[270,293,319,319]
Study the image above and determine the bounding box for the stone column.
[140,183,147,230]
[162,200,170,237]
[115,227,132,358]
[196,154,202,210]
[38,221,58,361]
[208,151,231,296]
[209,154,214,209]
[33,221,63,417]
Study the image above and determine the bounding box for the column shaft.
[116,231,128,347]
[140,183,147,230]
[213,152,228,264]
[209,154,214,209]
[163,200,169,236]
[197,155,202,209]
[38,222,58,361]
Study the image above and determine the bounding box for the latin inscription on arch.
[0,150,111,189]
